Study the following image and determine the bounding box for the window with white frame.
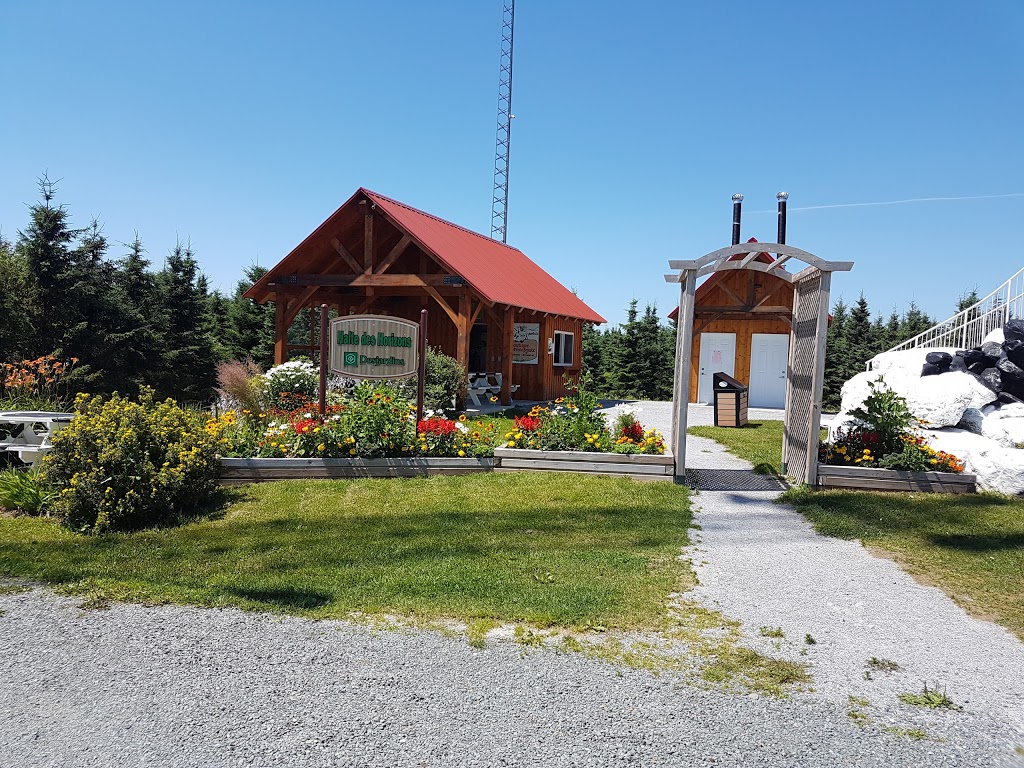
[553,331,574,367]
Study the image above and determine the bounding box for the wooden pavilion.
[668,238,795,408]
[245,188,605,403]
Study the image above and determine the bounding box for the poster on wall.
[512,323,540,364]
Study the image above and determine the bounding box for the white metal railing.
[885,266,1024,353]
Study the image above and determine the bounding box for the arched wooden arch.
[665,243,853,486]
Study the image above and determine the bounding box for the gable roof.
[667,238,782,321]
[246,187,605,324]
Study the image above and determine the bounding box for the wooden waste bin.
[712,372,748,427]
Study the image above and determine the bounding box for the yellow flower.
[317,443,326,452]
[459,414,467,422]
[458,450,465,457]
[490,396,498,403]
[349,448,357,455]
[508,440,516,447]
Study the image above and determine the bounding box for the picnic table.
[0,411,74,467]
[466,373,519,407]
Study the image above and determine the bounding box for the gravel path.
[1,588,1018,768]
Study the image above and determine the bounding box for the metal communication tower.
[490,0,515,243]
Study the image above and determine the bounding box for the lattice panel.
[784,272,823,485]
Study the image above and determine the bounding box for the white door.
[697,333,736,403]
[749,333,789,408]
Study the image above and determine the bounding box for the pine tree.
[108,236,163,394]
[822,298,850,410]
[581,322,605,391]
[607,300,641,398]
[15,176,84,355]
[226,265,275,367]
[0,236,38,362]
[154,241,217,403]
[845,294,877,373]
[900,301,933,340]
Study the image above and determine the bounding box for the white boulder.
[980,404,1024,448]
[838,371,995,428]
[868,348,958,375]
[924,428,1024,495]
[983,328,1005,346]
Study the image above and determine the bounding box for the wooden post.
[671,270,697,479]
[501,307,514,405]
[805,271,832,487]
[416,309,428,423]
[318,304,328,417]
[274,296,288,365]
[456,294,471,371]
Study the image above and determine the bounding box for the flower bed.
[817,377,974,494]
[219,456,495,484]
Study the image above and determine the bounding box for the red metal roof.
[245,187,605,324]
[363,189,604,323]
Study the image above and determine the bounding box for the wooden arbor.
[666,243,853,485]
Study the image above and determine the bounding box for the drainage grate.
[684,469,788,492]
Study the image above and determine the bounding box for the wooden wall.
[688,269,794,402]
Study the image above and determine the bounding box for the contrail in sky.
[751,192,1024,213]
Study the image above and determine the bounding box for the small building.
[245,187,605,403]
[669,238,793,408]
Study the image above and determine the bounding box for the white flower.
[456,422,468,433]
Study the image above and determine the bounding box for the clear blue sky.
[2,0,1022,327]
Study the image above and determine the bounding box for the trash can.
[712,372,748,427]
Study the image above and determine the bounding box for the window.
[553,331,574,367]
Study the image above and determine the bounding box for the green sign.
[329,314,419,379]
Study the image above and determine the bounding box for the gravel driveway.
[1,587,1018,768]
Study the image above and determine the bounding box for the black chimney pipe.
[777,191,788,245]
[731,193,743,245]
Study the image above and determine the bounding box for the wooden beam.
[694,306,792,314]
[274,297,288,364]
[373,234,412,276]
[752,280,789,310]
[423,285,460,325]
[284,285,321,327]
[272,273,463,287]
[670,243,854,273]
[501,307,514,405]
[717,281,747,307]
[671,270,697,476]
[363,209,374,274]
[330,238,363,274]
[693,312,725,335]
[457,294,471,371]
[469,299,485,327]
[354,294,378,314]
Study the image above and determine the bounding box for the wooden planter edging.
[218,457,495,485]
[494,447,674,481]
[816,464,977,494]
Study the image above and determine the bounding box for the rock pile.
[833,322,1024,495]
[920,319,1024,404]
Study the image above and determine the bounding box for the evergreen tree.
[0,236,38,362]
[108,236,163,394]
[846,294,877,373]
[956,288,980,313]
[900,301,933,340]
[822,298,850,411]
[637,303,672,400]
[15,176,84,355]
[581,321,605,389]
[226,265,275,367]
[154,242,217,403]
[607,300,641,398]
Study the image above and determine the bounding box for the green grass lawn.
[781,487,1024,640]
[687,420,785,474]
[0,473,692,629]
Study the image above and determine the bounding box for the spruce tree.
[155,242,217,403]
[581,322,605,392]
[900,301,933,340]
[846,294,877,372]
[108,236,163,394]
[822,298,850,410]
[607,300,641,398]
[226,265,275,367]
[0,236,38,362]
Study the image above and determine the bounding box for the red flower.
[514,415,541,432]
[294,418,317,434]
[418,417,457,435]
[621,422,644,441]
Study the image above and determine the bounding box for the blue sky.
[2,0,1022,327]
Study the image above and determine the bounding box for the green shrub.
[424,347,465,414]
[847,377,917,456]
[0,468,56,515]
[41,389,219,533]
